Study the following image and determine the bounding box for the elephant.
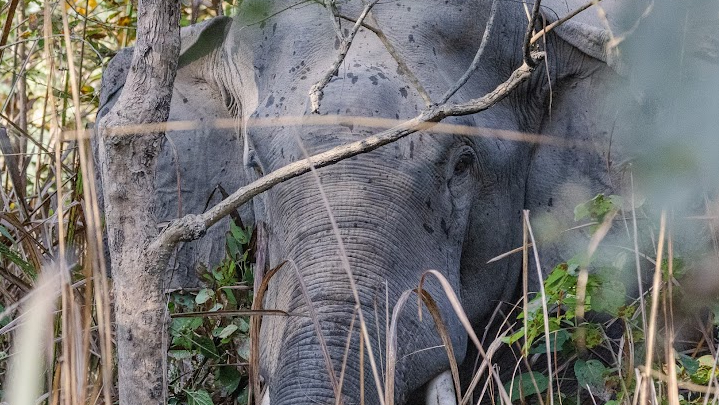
[96,0,652,403]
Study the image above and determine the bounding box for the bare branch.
[150,52,545,265]
[325,0,345,41]
[358,12,433,107]
[522,0,543,67]
[439,0,499,104]
[530,0,602,44]
[0,0,19,61]
[309,0,379,114]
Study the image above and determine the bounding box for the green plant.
[502,194,719,404]
[167,221,255,405]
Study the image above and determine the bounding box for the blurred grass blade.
[6,269,60,405]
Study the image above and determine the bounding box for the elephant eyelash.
[453,153,476,175]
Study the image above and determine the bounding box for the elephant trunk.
[261,242,391,405]
[258,164,467,404]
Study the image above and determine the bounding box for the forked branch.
[149,52,545,266]
[309,0,379,114]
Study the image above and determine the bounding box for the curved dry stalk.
[249,261,287,405]
[417,269,511,404]
[290,259,343,401]
[384,288,462,405]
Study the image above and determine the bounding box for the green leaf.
[237,317,250,334]
[226,235,242,261]
[502,328,526,345]
[0,243,37,278]
[195,288,214,305]
[678,353,700,375]
[0,303,10,328]
[220,287,238,306]
[229,221,248,244]
[590,269,627,316]
[573,194,622,225]
[170,292,197,311]
[237,337,251,361]
[172,335,193,350]
[574,359,607,392]
[530,329,570,354]
[0,225,16,244]
[215,366,241,395]
[195,336,219,358]
[503,371,548,402]
[690,355,717,385]
[572,324,604,349]
[168,350,194,360]
[216,324,238,339]
[185,389,214,405]
[170,317,203,336]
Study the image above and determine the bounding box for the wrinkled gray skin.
[97,1,644,404]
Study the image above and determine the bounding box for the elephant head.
[97,0,641,403]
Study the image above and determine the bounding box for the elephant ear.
[96,16,252,287]
[97,16,231,121]
[523,11,645,285]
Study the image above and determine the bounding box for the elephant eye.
[453,152,475,176]
[245,149,265,177]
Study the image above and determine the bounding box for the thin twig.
[640,210,667,405]
[529,0,602,44]
[325,0,344,41]
[309,0,379,114]
[523,210,555,405]
[439,0,499,104]
[631,172,648,332]
[639,366,719,396]
[485,242,533,263]
[0,0,20,61]
[169,309,292,318]
[345,12,433,107]
[522,0,543,67]
[290,260,343,401]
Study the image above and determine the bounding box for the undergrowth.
[167,221,255,405]
[501,195,719,405]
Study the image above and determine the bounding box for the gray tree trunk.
[95,0,180,402]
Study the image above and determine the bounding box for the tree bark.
[96,0,180,403]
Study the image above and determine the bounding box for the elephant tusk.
[261,389,270,405]
[425,370,457,405]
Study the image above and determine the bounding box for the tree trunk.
[96,0,180,403]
